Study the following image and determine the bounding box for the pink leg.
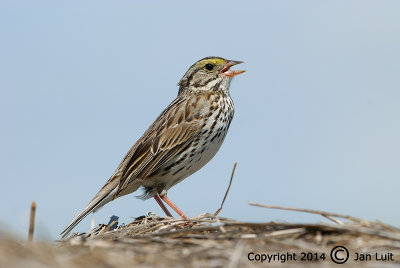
[153,194,173,217]
[160,195,188,219]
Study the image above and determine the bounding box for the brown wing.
[114,93,210,196]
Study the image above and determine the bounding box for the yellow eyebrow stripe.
[197,58,226,67]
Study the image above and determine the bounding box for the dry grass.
[1,204,400,268]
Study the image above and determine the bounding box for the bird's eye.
[204,63,214,71]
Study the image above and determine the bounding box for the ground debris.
[1,211,400,267]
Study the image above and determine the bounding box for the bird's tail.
[60,185,118,238]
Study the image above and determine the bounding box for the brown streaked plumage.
[61,57,245,238]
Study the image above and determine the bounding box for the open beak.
[220,60,245,77]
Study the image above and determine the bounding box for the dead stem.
[28,201,36,242]
[249,201,363,223]
[215,162,237,216]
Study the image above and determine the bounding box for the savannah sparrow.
[61,57,245,237]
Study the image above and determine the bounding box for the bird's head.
[178,57,245,95]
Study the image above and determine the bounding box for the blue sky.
[1,1,399,240]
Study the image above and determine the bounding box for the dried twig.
[324,215,344,225]
[28,201,36,242]
[249,202,363,223]
[98,220,118,235]
[215,162,237,216]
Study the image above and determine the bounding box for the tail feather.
[60,188,116,238]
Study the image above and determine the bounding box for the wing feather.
[114,93,209,196]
